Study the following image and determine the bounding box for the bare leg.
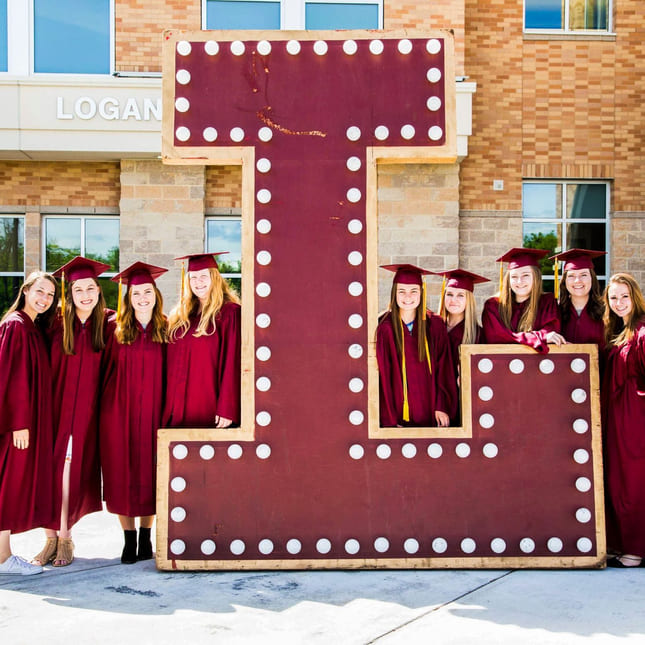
[118,515,136,531]
[139,515,154,529]
[52,459,74,566]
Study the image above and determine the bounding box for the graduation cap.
[549,249,606,299]
[112,262,168,319]
[380,263,433,286]
[174,252,230,300]
[434,268,490,293]
[495,247,549,293]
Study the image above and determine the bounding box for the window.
[34,0,111,74]
[522,181,609,290]
[0,0,7,72]
[0,216,24,316]
[205,0,280,29]
[206,216,242,294]
[43,216,119,308]
[525,0,610,32]
[305,2,379,29]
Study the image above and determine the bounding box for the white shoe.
[0,555,43,576]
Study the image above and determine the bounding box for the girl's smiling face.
[509,267,534,302]
[130,282,156,317]
[22,277,56,320]
[71,278,100,316]
[444,287,468,316]
[565,269,592,299]
[189,268,212,302]
[396,283,421,313]
[608,282,633,321]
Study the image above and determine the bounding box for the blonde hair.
[167,267,239,341]
[498,265,543,332]
[115,283,167,345]
[439,288,479,344]
[62,278,106,355]
[1,271,59,330]
[603,273,645,346]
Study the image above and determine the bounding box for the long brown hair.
[115,283,167,345]
[62,278,106,355]
[388,280,429,363]
[558,269,604,325]
[603,273,645,346]
[1,271,59,330]
[439,288,478,344]
[498,265,543,332]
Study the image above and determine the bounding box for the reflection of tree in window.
[0,217,24,316]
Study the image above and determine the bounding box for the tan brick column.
[24,209,41,276]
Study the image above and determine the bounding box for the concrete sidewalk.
[1,508,644,645]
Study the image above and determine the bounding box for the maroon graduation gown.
[163,302,241,427]
[100,319,165,517]
[560,303,605,348]
[446,321,482,426]
[602,322,645,557]
[0,311,55,533]
[481,293,560,353]
[376,311,457,427]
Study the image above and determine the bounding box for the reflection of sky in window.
[525,0,561,29]
[46,218,81,251]
[305,4,379,29]
[0,0,7,72]
[206,1,280,29]
[207,220,241,266]
[523,221,559,239]
[523,184,559,219]
[86,219,119,269]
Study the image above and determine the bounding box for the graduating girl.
[101,262,167,564]
[376,264,456,428]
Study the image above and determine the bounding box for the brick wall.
[205,166,242,211]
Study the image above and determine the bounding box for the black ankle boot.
[137,527,153,561]
[121,530,137,564]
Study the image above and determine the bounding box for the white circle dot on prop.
[230,127,245,142]
[256,313,271,328]
[256,282,271,298]
[369,39,384,55]
[200,445,215,460]
[576,508,592,523]
[491,538,506,554]
[259,539,274,555]
[176,69,191,84]
[347,219,363,234]
[348,251,363,266]
[256,219,271,234]
[257,40,271,55]
[427,443,443,459]
[170,507,186,522]
[398,39,413,54]
[316,538,331,554]
[402,443,417,459]
[257,158,271,173]
[483,443,498,458]
[374,537,389,553]
[256,346,271,361]
[349,410,364,425]
[571,358,587,373]
[401,124,415,140]
[427,67,442,83]
[345,539,360,555]
[228,444,243,460]
[230,539,245,555]
[509,359,525,374]
[177,41,191,56]
[461,538,476,554]
[429,125,444,140]
[204,40,219,56]
[203,127,218,142]
[539,359,555,374]
[376,444,392,460]
[170,539,186,555]
[230,41,245,56]
[349,444,364,460]
[426,96,442,111]
[456,443,471,458]
[404,538,419,554]
[346,126,361,141]
[547,537,563,553]
[348,281,363,297]
[343,39,358,55]
[175,97,190,113]
[347,188,362,203]
[520,538,535,553]
[176,127,190,142]
[256,411,271,426]
[173,444,188,460]
[573,449,590,464]
[256,376,271,392]
[257,188,271,204]
[201,539,216,555]
[313,40,328,55]
[348,344,363,359]
[432,537,448,553]
[478,386,494,401]
[349,377,364,393]
[256,444,271,459]
[573,418,589,434]
[577,537,593,553]
[478,358,493,373]
[286,539,301,555]
[571,388,587,404]
[575,477,592,492]
[479,413,495,429]
[347,156,361,172]
[256,250,272,265]
[348,314,363,329]
[258,127,273,142]
[426,38,442,54]
[374,125,389,140]
[286,40,301,55]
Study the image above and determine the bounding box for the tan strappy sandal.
[52,538,74,567]
[31,537,58,566]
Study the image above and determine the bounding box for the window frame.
[204,214,242,285]
[523,0,613,35]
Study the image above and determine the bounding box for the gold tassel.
[180,261,186,302]
[554,261,559,301]
[423,279,431,374]
[400,315,410,422]
[60,271,67,335]
[116,277,123,321]
[498,262,504,295]
[439,276,446,315]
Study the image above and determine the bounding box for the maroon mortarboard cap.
[496,247,549,270]
[111,262,168,286]
[549,248,606,272]
[174,252,229,272]
[52,256,111,281]
[380,263,433,286]
[435,269,490,292]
